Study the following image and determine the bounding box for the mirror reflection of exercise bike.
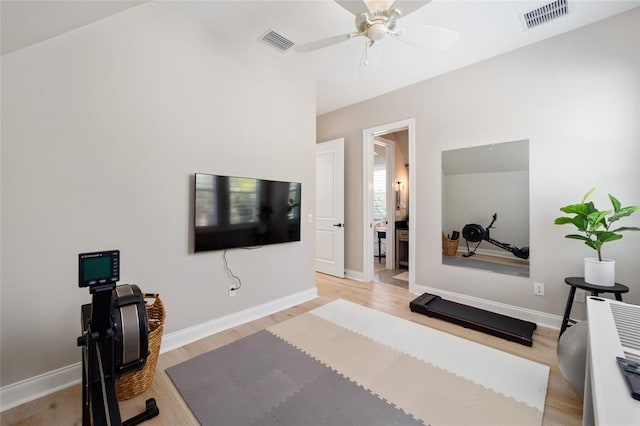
[462,214,530,260]
[77,250,159,426]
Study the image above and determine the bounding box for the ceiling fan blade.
[295,33,359,53]
[393,24,459,50]
[335,0,371,16]
[390,0,431,17]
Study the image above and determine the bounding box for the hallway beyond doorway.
[373,257,408,289]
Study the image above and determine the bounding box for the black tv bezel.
[193,173,301,253]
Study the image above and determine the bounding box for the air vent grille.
[259,29,294,52]
[610,303,640,361]
[522,0,568,30]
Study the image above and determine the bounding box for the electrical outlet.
[228,285,236,297]
[534,282,545,296]
[575,289,586,303]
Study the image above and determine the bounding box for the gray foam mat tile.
[244,369,301,412]
[167,361,265,425]
[203,333,283,388]
[262,333,328,385]
[202,331,321,388]
[167,329,423,426]
[326,379,422,426]
[272,369,423,426]
[250,412,284,426]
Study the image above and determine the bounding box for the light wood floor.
[1,273,582,425]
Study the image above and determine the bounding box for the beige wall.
[1,2,316,386]
[317,9,640,317]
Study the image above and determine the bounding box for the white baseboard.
[410,284,562,330]
[0,287,318,413]
[160,287,318,353]
[0,363,82,413]
[344,269,364,281]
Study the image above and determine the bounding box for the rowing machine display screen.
[79,250,120,287]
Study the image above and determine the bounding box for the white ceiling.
[0,1,146,55]
[2,0,638,114]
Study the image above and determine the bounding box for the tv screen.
[194,173,301,252]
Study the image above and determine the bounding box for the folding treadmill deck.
[410,293,536,347]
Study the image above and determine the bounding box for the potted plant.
[555,188,640,286]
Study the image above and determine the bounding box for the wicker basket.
[116,293,165,400]
[442,233,459,256]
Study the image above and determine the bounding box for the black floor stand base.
[122,398,159,426]
[410,293,536,347]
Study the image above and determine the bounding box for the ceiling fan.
[295,0,459,55]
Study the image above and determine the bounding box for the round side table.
[559,276,629,338]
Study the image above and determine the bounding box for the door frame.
[362,118,415,286]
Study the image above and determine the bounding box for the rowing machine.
[462,213,529,260]
[77,250,159,426]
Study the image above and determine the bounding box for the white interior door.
[315,138,345,277]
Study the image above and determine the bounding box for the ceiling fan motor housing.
[355,13,371,33]
[356,4,404,42]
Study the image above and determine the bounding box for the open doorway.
[372,138,393,269]
[363,119,414,289]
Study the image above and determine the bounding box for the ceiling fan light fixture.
[367,22,388,41]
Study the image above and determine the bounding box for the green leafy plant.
[555,188,640,261]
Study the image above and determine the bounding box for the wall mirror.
[442,140,530,278]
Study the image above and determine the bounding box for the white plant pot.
[584,257,615,287]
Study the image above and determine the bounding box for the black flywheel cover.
[462,224,485,243]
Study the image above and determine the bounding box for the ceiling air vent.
[259,29,294,52]
[521,0,568,30]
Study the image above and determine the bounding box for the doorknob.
[333,223,344,228]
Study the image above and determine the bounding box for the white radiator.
[584,297,640,426]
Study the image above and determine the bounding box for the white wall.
[0,3,316,387]
[317,9,640,318]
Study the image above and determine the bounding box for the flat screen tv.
[194,173,301,252]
